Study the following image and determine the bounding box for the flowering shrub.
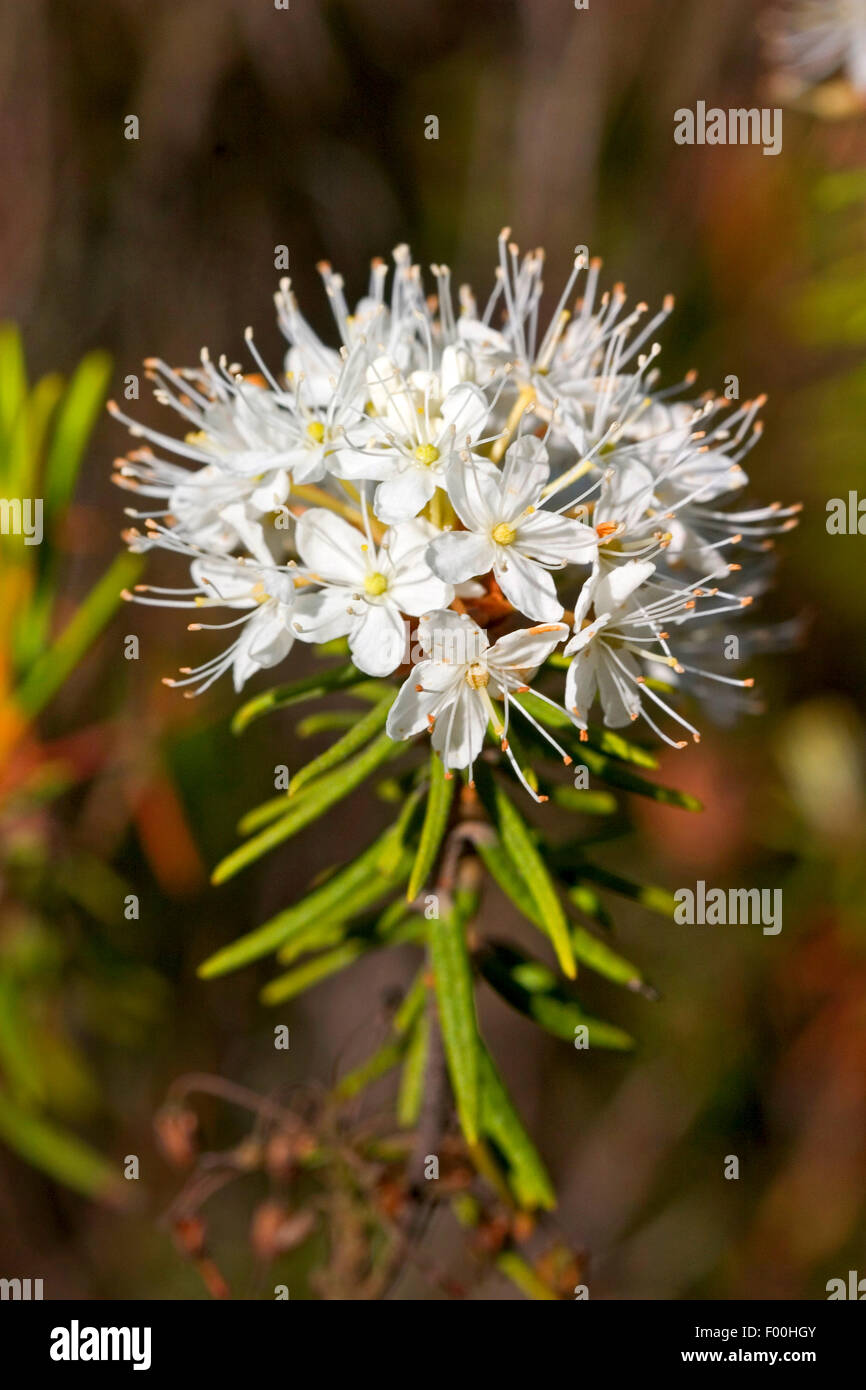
[112,233,794,1210]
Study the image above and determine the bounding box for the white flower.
[765,0,866,105]
[563,559,751,745]
[428,435,597,622]
[564,561,659,730]
[333,355,491,523]
[386,609,570,796]
[291,510,452,676]
[134,555,297,695]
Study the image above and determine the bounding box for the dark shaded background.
[1,0,865,1298]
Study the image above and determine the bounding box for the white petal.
[427,529,496,584]
[220,503,274,567]
[440,344,475,393]
[373,469,435,523]
[443,456,501,530]
[381,517,438,568]
[250,470,291,514]
[597,648,642,726]
[494,550,564,622]
[190,558,257,606]
[291,586,357,644]
[366,356,416,436]
[594,559,656,614]
[417,609,488,664]
[432,684,488,770]
[349,602,407,676]
[488,622,568,678]
[330,444,396,483]
[594,460,655,530]
[515,511,597,566]
[232,610,294,691]
[565,648,599,723]
[387,661,460,740]
[294,509,367,584]
[437,382,491,447]
[499,435,550,517]
[563,613,610,657]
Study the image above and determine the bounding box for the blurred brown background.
[1,0,865,1299]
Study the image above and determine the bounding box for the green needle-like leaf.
[334,1036,406,1099]
[406,752,455,901]
[477,1045,556,1211]
[211,731,400,883]
[429,892,481,1145]
[42,351,112,526]
[578,747,703,810]
[478,835,647,991]
[14,551,143,718]
[478,944,634,1050]
[231,663,371,733]
[289,688,396,795]
[397,1012,429,1128]
[0,1090,125,1205]
[260,941,366,1005]
[553,856,678,918]
[474,765,576,979]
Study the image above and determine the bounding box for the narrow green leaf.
[336,976,426,1101]
[476,835,543,925]
[0,323,27,459]
[478,944,634,1050]
[335,1036,406,1099]
[397,1013,429,1128]
[550,785,618,816]
[478,837,645,990]
[289,689,396,795]
[14,551,143,717]
[211,732,400,883]
[474,765,576,979]
[0,1089,124,1204]
[554,857,678,918]
[567,882,614,930]
[407,752,455,901]
[200,833,409,978]
[231,663,370,733]
[578,747,703,810]
[42,351,112,524]
[477,1045,556,1211]
[275,919,350,966]
[296,711,357,737]
[429,895,481,1145]
[261,941,366,1005]
[568,922,647,992]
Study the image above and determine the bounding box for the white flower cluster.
[113,232,797,798]
[765,1,866,105]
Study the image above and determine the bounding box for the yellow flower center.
[363,571,388,597]
[465,662,489,690]
[414,443,440,467]
[306,420,325,443]
[491,521,517,546]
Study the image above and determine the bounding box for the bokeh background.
[1,0,865,1299]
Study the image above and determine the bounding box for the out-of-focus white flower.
[291,510,452,676]
[764,0,866,112]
